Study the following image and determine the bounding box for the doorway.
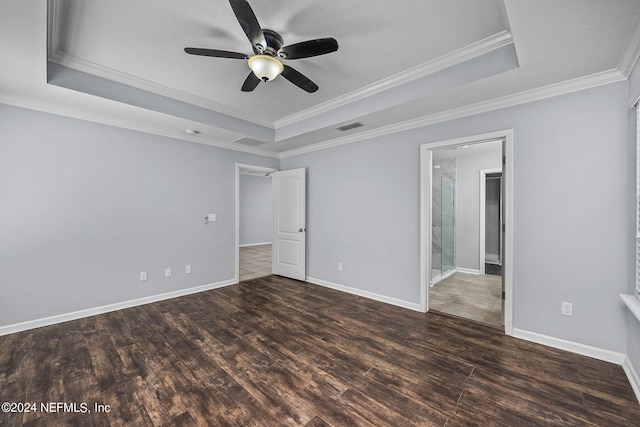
[235,163,278,282]
[480,169,503,276]
[419,130,513,334]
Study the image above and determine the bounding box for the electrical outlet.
[561,302,573,316]
[140,271,147,281]
[337,262,343,271]
[165,268,172,278]
[185,265,192,274]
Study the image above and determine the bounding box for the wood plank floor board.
[302,415,332,427]
[451,389,548,427]
[461,368,615,426]
[165,318,306,426]
[1,275,639,426]
[352,367,455,425]
[335,387,438,427]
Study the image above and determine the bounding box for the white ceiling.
[2,0,640,157]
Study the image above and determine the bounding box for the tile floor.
[239,244,272,281]
[429,272,503,327]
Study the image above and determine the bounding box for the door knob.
[298,228,306,232]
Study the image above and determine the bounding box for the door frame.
[235,163,279,283]
[419,129,514,335]
[479,168,503,275]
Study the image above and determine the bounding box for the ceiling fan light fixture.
[248,55,284,82]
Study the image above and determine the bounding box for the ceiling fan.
[184,0,338,93]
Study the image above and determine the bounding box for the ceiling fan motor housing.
[262,29,284,56]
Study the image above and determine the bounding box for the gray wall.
[239,174,272,246]
[454,145,502,271]
[627,60,640,380]
[0,104,278,327]
[282,81,630,353]
[1,77,636,361]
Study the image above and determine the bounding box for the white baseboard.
[430,269,456,286]
[239,241,272,247]
[623,355,640,404]
[0,278,237,336]
[456,267,480,275]
[306,276,421,312]
[512,328,626,365]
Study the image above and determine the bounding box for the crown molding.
[279,69,624,159]
[619,16,640,78]
[0,92,280,159]
[274,31,514,129]
[48,54,274,129]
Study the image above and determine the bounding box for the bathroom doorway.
[419,130,513,334]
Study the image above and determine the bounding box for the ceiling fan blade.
[281,65,318,93]
[184,48,248,59]
[241,72,261,92]
[229,0,267,53]
[278,38,338,59]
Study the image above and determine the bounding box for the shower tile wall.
[432,159,456,274]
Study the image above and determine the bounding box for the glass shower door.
[441,176,455,275]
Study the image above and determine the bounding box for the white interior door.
[272,168,306,280]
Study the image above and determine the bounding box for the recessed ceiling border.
[46,0,273,128]
[279,68,624,159]
[274,31,514,129]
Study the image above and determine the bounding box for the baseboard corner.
[623,355,640,404]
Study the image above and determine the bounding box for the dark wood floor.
[1,276,639,426]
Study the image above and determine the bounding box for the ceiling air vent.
[233,137,267,146]
[336,122,363,132]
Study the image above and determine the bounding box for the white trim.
[306,277,421,312]
[456,268,481,275]
[621,294,640,323]
[623,355,640,404]
[419,147,432,311]
[274,31,513,129]
[235,163,279,283]
[503,133,514,336]
[512,328,626,365]
[48,55,273,128]
[420,129,514,335]
[0,278,236,337]
[280,70,622,159]
[239,241,272,248]
[430,268,457,287]
[479,168,503,275]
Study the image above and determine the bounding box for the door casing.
[235,163,279,283]
[419,129,514,335]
